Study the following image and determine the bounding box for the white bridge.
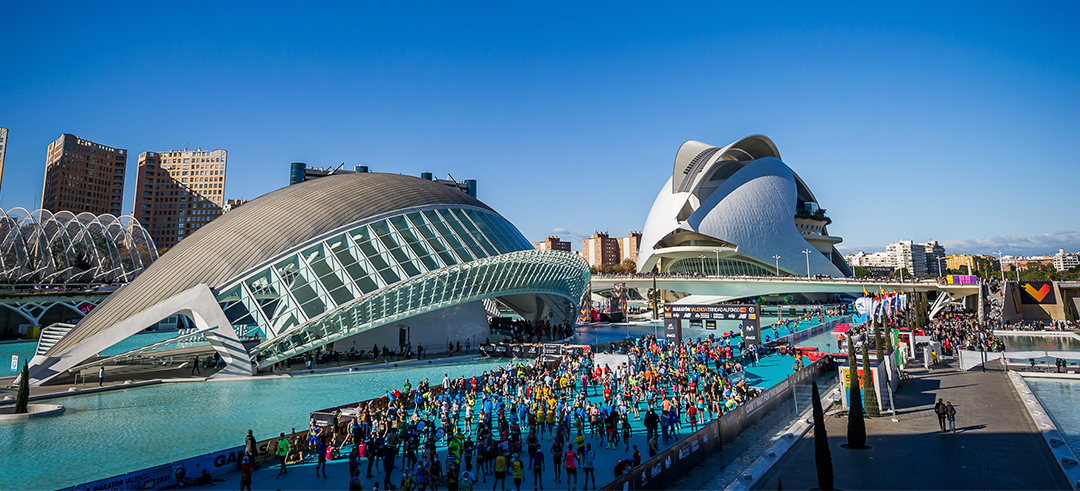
[591,275,980,318]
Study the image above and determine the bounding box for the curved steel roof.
[50,173,492,354]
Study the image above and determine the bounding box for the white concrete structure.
[28,173,589,385]
[637,135,849,277]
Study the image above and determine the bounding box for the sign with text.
[663,304,761,345]
[10,355,17,372]
[663,316,682,345]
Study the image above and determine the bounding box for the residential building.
[534,236,571,252]
[616,232,642,264]
[222,199,247,213]
[1053,248,1079,271]
[886,240,927,277]
[132,148,227,251]
[921,240,947,276]
[582,232,620,268]
[41,134,127,215]
[845,251,892,269]
[0,128,7,195]
[946,254,1000,276]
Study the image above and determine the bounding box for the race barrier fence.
[601,357,829,491]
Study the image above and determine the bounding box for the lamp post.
[995,250,1005,284]
[773,255,781,276]
[802,249,812,278]
[714,249,721,278]
[936,256,945,279]
[699,255,706,276]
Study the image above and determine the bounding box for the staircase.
[35,323,76,356]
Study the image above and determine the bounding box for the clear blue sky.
[1,2,1077,256]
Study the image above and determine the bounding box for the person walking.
[275,432,290,478]
[98,366,105,387]
[563,443,577,491]
[580,444,595,491]
[191,355,202,375]
[934,398,948,432]
[531,446,545,490]
[946,401,957,433]
[245,429,259,469]
[240,456,254,491]
[315,434,328,478]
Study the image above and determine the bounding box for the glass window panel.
[424,210,474,262]
[438,209,488,258]
[452,209,500,255]
[393,218,441,272]
[470,211,511,253]
[409,212,459,265]
[351,227,392,271]
[275,256,326,319]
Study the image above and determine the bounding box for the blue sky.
[1,2,1077,256]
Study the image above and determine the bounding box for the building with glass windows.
[28,173,589,385]
[638,135,850,277]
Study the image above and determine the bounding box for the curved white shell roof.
[639,135,848,277]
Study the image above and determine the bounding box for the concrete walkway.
[751,361,1071,490]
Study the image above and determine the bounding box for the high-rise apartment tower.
[41,134,127,215]
[133,148,227,251]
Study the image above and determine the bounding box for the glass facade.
[210,205,587,367]
[667,256,778,277]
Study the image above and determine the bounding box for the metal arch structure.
[252,249,589,367]
[0,207,157,285]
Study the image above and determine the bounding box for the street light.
[773,255,781,276]
[714,249,721,278]
[995,250,1005,284]
[802,249,812,278]
[699,255,706,275]
[936,256,945,279]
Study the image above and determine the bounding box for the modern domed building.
[28,173,590,385]
[638,135,851,277]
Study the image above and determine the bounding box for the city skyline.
[1,2,1078,257]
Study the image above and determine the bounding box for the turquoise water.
[0,331,185,373]
[1001,335,1080,352]
[2,358,508,491]
[1027,379,1080,456]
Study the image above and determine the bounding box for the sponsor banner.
[76,301,98,315]
[663,317,682,345]
[663,304,760,346]
[1018,281,1056,304]
[10,355,17,371]
[65,446,245,491]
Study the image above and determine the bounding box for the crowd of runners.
[252,330,787,491]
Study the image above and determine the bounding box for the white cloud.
[547,227,569,234]
[940,230,1080,256]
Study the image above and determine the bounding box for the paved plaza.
[752,361,1071,491]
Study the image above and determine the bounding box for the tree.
[862,345,880,418]
[1064,296,1078,323]
[852,266,871,278]
[811,380,833,490]
[14,361,29,414]
[874,320,884,362]
[846,335,866,448]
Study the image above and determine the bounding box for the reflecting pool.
[2,358,507,490]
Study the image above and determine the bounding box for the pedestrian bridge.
[590,275,979,305]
